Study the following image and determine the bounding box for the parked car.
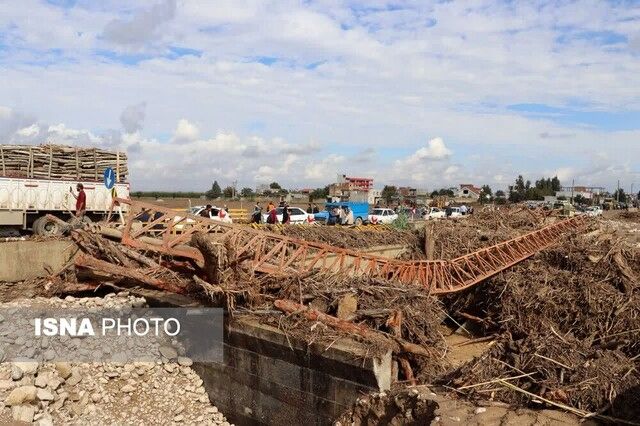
[445,206,463,218]
[585,206,603,217]
[423,207,446,220]
[188,206,233,223]
[368,208,398,224]
[263,206,312,224]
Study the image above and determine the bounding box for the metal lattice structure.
[112,198,587,295]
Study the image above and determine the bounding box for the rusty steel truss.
[112,198,587,295]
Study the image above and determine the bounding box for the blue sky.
[0,0,639,191]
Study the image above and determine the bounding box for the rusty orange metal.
[112,198,587,294]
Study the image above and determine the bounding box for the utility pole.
[571,179,574,204]
[617,180,620,203]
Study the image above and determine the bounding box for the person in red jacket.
[70,183,86,217]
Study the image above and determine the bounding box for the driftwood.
[74,253,184,293]
[274,299,432,357]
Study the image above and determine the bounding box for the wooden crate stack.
[0,144,128,182]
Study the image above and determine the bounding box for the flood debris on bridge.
[17,207,640,423]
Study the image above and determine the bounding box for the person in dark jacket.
[282,205,290,224]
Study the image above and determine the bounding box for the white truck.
[0,144,130,236]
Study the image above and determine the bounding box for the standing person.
[69,183,86,218]
[252,202,263,223]
[267,201,275,212]
[460,204,468,215]
[307,203,313,214]
[338,207,346,225]
[313,204,320,214]
[282,205,290,224]
[200,204,213,218]
[267,207,278,224]
[218,205,228,221]
[344,207,354,225]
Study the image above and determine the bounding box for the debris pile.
[439,226,640,421]
[14,210,640,422]
[268,225,420,250]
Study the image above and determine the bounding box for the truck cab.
[314,201,369,225]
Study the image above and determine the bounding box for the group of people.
[251,200,296,224]
[199,204,229,220]
[329,205,354,225]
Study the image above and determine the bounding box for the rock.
[66,373,82,386]
[159,345,178,360]
[174,414,184,422]
[35,414,54,426]
[475,407,487,414]
[121,384,135,393]
[0,379,15,390]
[337,293,358,320]
[163,363,176,373]
[91,393,101,403]
[5,385,37,405]
[14,361,38,375]
[177,356,193,367]
[36,388,55,401]
[34,374,48,388]
[55,362,72,379]
[11,365,24,381]
[12,405,36,423]
[48,377,63,390]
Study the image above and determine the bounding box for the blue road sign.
[103,167,115,189]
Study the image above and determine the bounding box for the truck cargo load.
[0,144,130,236]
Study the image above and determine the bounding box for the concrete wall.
[193,317,393,426]
[0,240,79,281]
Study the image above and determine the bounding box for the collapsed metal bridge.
[112,198,587,295]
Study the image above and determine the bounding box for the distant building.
[329,174,374,202]
[555,186,605,201]
[455,184,482,200]
[255,184,270,195]
[368,189,381,205]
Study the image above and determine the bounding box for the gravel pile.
[0,293,232,425]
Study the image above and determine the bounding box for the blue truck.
[314,201,369,225]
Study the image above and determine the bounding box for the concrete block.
[0,240,78,282]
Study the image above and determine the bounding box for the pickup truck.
[314,201,369,225]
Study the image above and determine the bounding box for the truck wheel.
[34,216,63,236]
[355,217,363,226]
[31,216,44,234]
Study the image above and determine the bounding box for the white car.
[585,206,603,217]
[423,207,446,220]
[188,206,233,223]
[263,206,313,224]
[368,208,398,224]
[446,207,463,218]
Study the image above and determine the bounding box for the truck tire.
[31,216,44,234]
[355,217,363,226]
[34,216,63,236]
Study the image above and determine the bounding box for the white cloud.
[0,2,639,192]
[16,124,39,137]
[172,119,199,143]
[412,137,452,161]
